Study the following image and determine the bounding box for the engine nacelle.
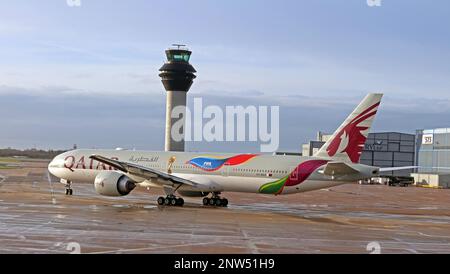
[177,190,209,197]
[94,171,136,197]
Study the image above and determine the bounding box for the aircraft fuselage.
[49,149,377,196]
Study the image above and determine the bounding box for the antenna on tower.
[172,44,187,50]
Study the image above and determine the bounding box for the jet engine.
[94,171,136,197]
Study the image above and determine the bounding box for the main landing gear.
[203,193,228,207]
[157,195,184,207]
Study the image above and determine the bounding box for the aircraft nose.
[48,156,64,176]
[48,158,57,176]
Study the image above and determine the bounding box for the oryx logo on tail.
[315,93,383,164]
[327,102,380,163]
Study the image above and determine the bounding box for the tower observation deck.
[159,44,197,152]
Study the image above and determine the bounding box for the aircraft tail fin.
[314,93,383,163]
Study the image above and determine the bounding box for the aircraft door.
[289,166,299,181]
[221,166,229,177]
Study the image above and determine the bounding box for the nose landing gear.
[62,180,73,196]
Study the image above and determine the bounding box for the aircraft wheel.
[164,197,171,205]
[209,198,216,206]
[221,198,228,207]
[157,197,165,205]
[177,198,185,207]
[214,198,222,207]
[170,198,177,206]
[203,197,210,206]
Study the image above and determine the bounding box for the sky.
[0,0,449,152]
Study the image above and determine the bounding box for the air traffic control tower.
[159,44,197,152]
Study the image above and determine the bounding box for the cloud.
[35,41,139,63]
[1,84,450,152]
[0,84,89,97]
[0,90,166,150]
[383,96,450,113]
[125,72,156,84]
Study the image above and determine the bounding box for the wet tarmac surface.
[1,159,450,254]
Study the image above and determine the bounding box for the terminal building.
[412,128,450,188]
[415,128,450,173]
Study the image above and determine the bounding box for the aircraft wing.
[379,166,450,174]
[89,155,199,187]
[322,162,359,176]
[379,166,418,172]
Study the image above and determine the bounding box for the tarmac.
[1,158,450,254]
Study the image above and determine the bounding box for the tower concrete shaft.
[165,90,187,152]
[159,45,196,152]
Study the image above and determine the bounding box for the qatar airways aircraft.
[48,93,411,207]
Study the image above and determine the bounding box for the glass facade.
[416,128,450,174]
[166,51,191,62]
[361,132,415,176]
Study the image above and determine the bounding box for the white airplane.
[48,93,412,207]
